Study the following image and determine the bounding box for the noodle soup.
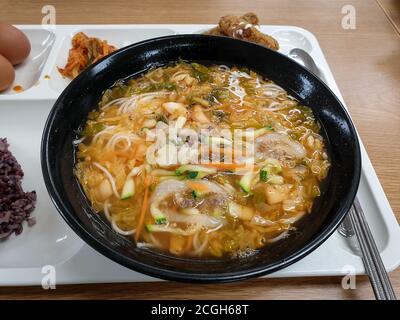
[75,61,330,258]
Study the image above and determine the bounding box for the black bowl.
[41,35,361,282]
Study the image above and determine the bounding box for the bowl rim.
[41,34,361,283]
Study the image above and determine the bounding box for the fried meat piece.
[204,12,279,51]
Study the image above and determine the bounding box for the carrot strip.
[102,146,137,162]
[186,181,210,192]
[200,162,246,170]
[134,177,150,242]
[130,144,138,158]
[97,116,126,122]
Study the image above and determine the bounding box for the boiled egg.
[0,54,15,92]
[0,24,31,65]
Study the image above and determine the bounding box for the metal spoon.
[288,48,327,82]
[288,48,396,300]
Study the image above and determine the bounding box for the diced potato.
[192,96,210,107]
[265,184,291,204]
[86,170,103,188]
[191,105,210,123]
[175,116,187,129]
[169,234,186,255]
[142,118,157,128]
[268,175,284,185]
[184,75,195,86]
[228,202,254,221]
[162,102,187,117]
[98,179,113,200]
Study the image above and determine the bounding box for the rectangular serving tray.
[0,24,399,285]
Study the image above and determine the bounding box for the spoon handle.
[348,198,396,300]
[287,48,396,300]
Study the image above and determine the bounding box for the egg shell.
[0,24,31,65]
[0,54,15,92]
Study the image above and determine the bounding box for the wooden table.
[1,0,399,300]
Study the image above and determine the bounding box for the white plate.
[0,29,55,95]
[0,24,399,285]
[0,100,83,269]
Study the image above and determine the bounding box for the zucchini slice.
[239,171,257,193]
[121,178,135,200]
[175,165,217,177]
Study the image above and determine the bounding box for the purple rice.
[0,138,36,239]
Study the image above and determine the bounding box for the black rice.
[0,138,36,239]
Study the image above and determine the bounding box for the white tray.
[1,24,399,286]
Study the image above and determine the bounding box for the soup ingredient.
[0,138,36,239]
[204,13,279,50]
[135,177,150,241]
[76,62,330,258]
[58,32,117,79]
[255,132,307,161]
[239,171,257,193]
[0,54,15,92]
[0,24,31,65]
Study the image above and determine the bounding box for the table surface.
[1,0,399,300]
